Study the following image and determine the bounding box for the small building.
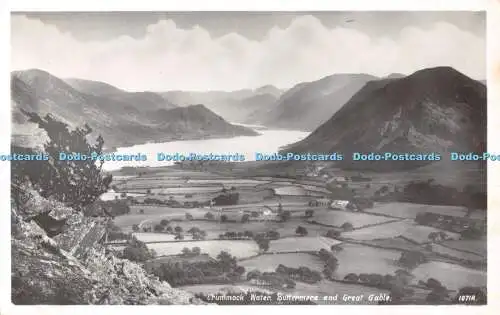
[329,200,355,211]
[309,198,332,207]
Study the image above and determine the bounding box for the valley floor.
[107,164,487,305]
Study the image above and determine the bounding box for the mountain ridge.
[283,66,486,171]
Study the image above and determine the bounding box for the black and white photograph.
[7,9,489,306]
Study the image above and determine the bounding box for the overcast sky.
[11,11,486,91]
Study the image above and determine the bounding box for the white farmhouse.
[329,200,352,210]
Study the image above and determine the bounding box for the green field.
[308,210,396,228]
[341,220,461,244]
[240,253,324,273]
[147,240,260,259]
[411,261,486,291]
[268,236,342,253]
[440,240,486,257]
[366,202,473,219]
[333,243,402,279]
[430,244,484,262]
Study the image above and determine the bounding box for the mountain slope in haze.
[144,104,258,138]
[284,66,486,171]
[160,85,283,123]
[65,78,177,111]
[258,73,379,131]
[11,69,258,149]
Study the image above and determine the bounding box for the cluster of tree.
[218,231,254,240]
[212,192,240,206]
[295,226,308,236]
[204,212,215,220]
[317,248,339,278]
[341,222,354,232]
[428,231,450,243]
[150,251,244,287]
[279,210,292,222]
[246,270,296,289]
[11,111,112,212]
[142,197,183,207]
[186,227,207,240]
[105,221,132,242]
[121,237,156,262]
[415,212,485,237]
[304,209,314,217]
[181,246,202,256]
[194,291,315,305]
[83,199,131,218]
[275,264,322,284]
[398,251,427,269]
[400,180,487,209]
[325,229,341,239]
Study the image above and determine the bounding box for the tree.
[120,192,127,198]
[220,215,228,223]
[305,209,314,218]
[139,209,145,214]
[181,247,191,256]
[204,212,214,220]
[185,213,193,221]
[344,273,359,282]
[244,231,254,239]
[326,230,340,239]
[191,247,201,256]
[247,270,261,281]
[280,210,291,222]
[398,251,427,269]
[341,222,354,232]
[216,251,236,272]
[256,237,270,252]
[146,189,151,195]
[295,226,308,236]
[12,110,112,212]
[241,214,250,223]
[154,224,164,232]
[267,230,280,240]
[251,211,259,218]
[165,226,173,233]
[175,233,184,240]
[122,239,154,262]
[174,226,183,233]
[160,219,169,226]
[132,224,140,232]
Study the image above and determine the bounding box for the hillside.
[66,78,177,111]
[160,86,283,123]
[11,69,258,149]
[11,182,204,305]
[144,104,258,138]
[283,67,487,171]
[258,74,379,131]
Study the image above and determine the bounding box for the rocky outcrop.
[11,185,205,305]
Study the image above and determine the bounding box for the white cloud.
[11,14,485,91]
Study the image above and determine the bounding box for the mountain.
[257,74,379,131]
[143,104,258,138]
[160,85,283,123]
[65,78,177,111]
[283,66,486,171]
[11,69,258,149]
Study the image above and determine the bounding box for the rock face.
[284,67,486,171]
[11,184,204,305]
[11,69,258,149]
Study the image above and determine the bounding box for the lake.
[101,126,309,171]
